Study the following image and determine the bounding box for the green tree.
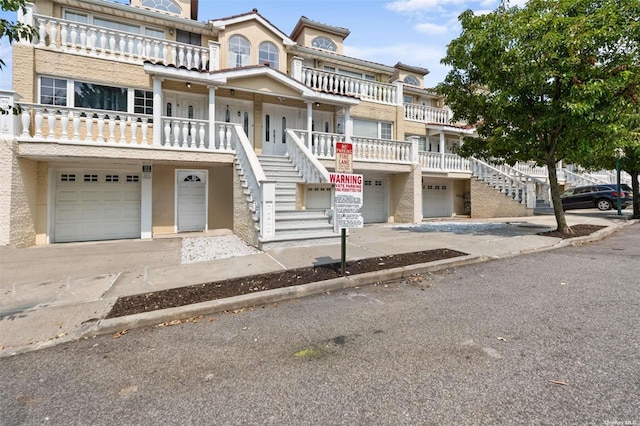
[438,0,640,233]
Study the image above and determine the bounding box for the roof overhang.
[211,12,296,46]
[290,46,395,74]
[143,63,227,86]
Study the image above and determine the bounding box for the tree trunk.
[548,161,573,234]
[632,171,639,219]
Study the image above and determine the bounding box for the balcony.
[15,103,237,153]
[404,103,453,126]
[32,15,214,71]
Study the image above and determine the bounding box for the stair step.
[276,221,333,231]
[259,232,341,250]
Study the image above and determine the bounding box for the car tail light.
[612,191,619,196]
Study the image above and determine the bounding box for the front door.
[177,170,207,232]
[263,107,297,156]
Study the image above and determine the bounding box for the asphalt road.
[1,224,639,426]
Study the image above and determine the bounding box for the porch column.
[439,130,445,169]
[407,136,420,164]
[208,41,220,71]
[208,86,216,149]
[291,56,304,82]
[345,107,352,143]
[306,102,313,150]
[141,164,153,239]
[395,80,404,106]
[152,77,163,147]
[17,3,34,45]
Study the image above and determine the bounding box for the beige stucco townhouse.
[1,0,544,249]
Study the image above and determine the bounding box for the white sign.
[330,173,364,229]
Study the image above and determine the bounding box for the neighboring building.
[2,0,543,249]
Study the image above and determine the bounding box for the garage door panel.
[423,179,452,217]
[362,177,385,223]
[55,171,141,243]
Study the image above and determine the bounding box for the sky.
[0,0,527,90]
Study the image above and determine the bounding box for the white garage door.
[422,178,452,217]
[55,171,141,243]
[177,171,206,232]
[362,177,386,223]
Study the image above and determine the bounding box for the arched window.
[311,36,337,52]
[140,0,181,14]
[228,35,251,68]
[403,75,420,86]
[258,41,279,68]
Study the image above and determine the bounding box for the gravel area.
[390,221,549,233]
[180,235,260,264]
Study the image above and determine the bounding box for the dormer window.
[311,36,337,52]
[403,75,420,86]
[140,0,181,14]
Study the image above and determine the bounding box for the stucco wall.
[0,139,39,247]
[208,165,233,230]
[390,166,422,223]
[232,163,259,247]
[470,179,532,218]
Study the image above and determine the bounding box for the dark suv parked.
[561,184,633,211]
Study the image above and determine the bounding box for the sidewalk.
[1,211,635,357]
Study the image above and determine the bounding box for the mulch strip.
[537,224,607,239]
[106,248,468,318]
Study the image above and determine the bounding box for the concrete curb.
[87,254,487,337]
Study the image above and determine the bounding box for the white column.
[208,41,220,71]
[395,81,404,106]
[439,130,445,168]
[141,165,153,239]
[291,56,304,81]
[345,107,352,143]
[17,3,34,45]
[208,86,216,149]
[306,102,313,150]
[152,77,163,146]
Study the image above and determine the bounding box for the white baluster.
[47,108,56,138]
[153,41,160,61]
[182,121,189,147]
[198,123,205,148]
[37,18,46,47]
[72,111,80,141]
[108,32,116,57]
[136,36,144,58]
[119,115,127,143]
[119,35,126,59]
[225,126,232,150]
[164,119,171,146]
[49,20,58,49]
[131,119,138,144]
[141,118,148,144]
[145,41,152,60]
[169,44,176,65]
[60,109,69,140]
[34,107,43,137]
[59,22,68,50]
[85,113,94,142]
[79,26,87,53]
[108,115,116,143]
[178,46,185,67]
[127,35,135,59]
[89,28,97,54]
[218,125,224,150]
[69,24,78,50]
[193,49,201,69]
[20,107,31,138]
[96,114,105,142]
[162,42,169,64]
[99,30,108,56]
[173,120,180,146]
[186,47,193,69]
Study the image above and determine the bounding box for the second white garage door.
[54,171,141,243]
[422,178,452,217]
[362,177,386,223]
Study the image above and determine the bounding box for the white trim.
[211,14,296,46]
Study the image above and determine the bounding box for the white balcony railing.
[299,67,398,105]
[33,15,211,71]
[286,130,330,184]
[419,152,471,172]
[404,103,452,125]
[15,103,238,153]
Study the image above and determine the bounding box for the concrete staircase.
[256,155,339,249]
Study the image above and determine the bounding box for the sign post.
[330,171,363,275]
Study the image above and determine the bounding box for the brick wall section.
[0,139,13,245]
[470,179,532,218]
[232,163,259,247]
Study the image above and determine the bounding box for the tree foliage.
[438,0,640,232]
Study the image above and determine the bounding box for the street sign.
[335,142,353,174]
[330,172,364,229]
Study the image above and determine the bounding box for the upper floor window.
[312,36,337,52]
[64,9,165,39]
[74,82,127,112]
[324,66,375,81]
[228,35,251,68]
[177,30,202,46]
[403,95,413,104]
[41,77,68,106]
[140,0,181,14]
[404,75,420,86]
[353,118,393,140]
[259,41,279,68]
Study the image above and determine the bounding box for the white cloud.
[414,22,449,35]
[473,9,493,15]
[386,0,467,13]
